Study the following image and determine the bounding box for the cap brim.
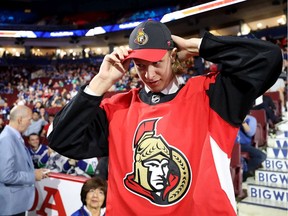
[124,49,167,62]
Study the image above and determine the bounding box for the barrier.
[28,172,88,216]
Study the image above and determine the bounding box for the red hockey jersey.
[101,74,238,215]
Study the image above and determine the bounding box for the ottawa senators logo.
[124,118,192,206]
[134,28,148,45]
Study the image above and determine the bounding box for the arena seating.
[250,109,268,147]
[230,142,244,197]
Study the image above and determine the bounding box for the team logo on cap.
[134,28,148,45]
[124,118,192,206]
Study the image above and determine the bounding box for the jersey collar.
[144,75,183,95]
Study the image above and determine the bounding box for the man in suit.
[0,105,48,216]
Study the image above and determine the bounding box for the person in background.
[23,110,48,137]
[71,177,107,216]
[237,114,267,181]
[253,94,281,127]
[39,106,49,121]
[40,113,55,145]
[0,105,48,216]
[268,77,286,112]
[1,102,10,121]
[32,101,43,113]
[48,20,282,215]
[27,133,49,168]
[0,95,5,106]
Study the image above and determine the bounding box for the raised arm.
[173,32,283,125]
[48,48,132,159]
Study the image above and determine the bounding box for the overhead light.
[256,23,263,28]
[277,17,286,25]
[240,22,251,35]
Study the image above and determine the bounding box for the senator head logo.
[124,118,192,206]
[134,28,149,45]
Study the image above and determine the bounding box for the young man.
[27,132,49,168]
[48,20,282,215]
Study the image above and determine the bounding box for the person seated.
[27,133,49,168]
[236,114,267,181]
[71,177,107,216]
[0,95,5,106]
[40,113,55,145]
[253,94,281,127]
[0,102,10,121]
[23,110,48,137]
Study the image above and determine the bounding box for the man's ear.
[170,48,178,63]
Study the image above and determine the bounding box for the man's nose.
[145,66,156,79]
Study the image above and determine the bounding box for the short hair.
[80,177,107,207]
[28,133,39,139]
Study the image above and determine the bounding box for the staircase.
[237,120,288,216]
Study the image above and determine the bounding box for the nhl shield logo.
[124,118,192,206]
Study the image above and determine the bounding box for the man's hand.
[172,35,202,61]
[88,47,132,96]
[34,168,49,181]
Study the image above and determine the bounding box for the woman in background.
[71,177,107,216]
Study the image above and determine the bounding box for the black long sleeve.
[200,32,283,126]
[48,86,109,159]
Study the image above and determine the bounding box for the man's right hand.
[88,47,132,96]
[34,168,49,181]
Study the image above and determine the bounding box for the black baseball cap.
[125,20,174,62]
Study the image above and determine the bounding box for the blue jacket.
[0,125,35,215]
[71,205,106,216]
[71,206,89,216]
[237,115,257,145]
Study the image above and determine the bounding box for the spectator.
[237,115,267,181]
[39,106,49,121]
[253,94,281,126]
[23,110,48,137]
[4,82,13,94]
[32,101,43,113]
[0,105,48,216]
[40,113,55,144]
[1,102,10,121]
[71,177,107,216]
[27,133,49,168]
[0,95,5,106]
[51,95,65,107]
[48,20,282,215]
